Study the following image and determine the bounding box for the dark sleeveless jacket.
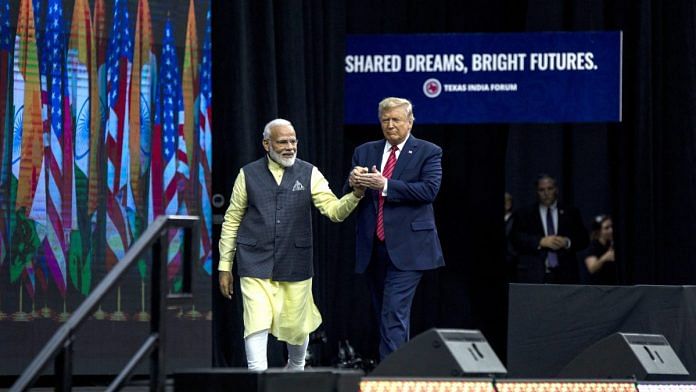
[236,157,314,281]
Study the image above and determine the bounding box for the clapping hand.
[353,165,387,191]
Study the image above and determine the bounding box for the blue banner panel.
[345,32,622,124]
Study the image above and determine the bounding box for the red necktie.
[376,145,398,241]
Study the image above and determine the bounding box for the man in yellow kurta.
[219,119,364,371]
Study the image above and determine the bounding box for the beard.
[268,149,296,168]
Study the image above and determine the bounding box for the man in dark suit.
[348,97,445,360]
[510,174,588,284]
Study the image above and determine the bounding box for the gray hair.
[263,118,293,140]
[535,173,557,188]
[378,97,415,122]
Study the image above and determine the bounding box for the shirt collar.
[540,201,558,211]
[383,134,410,153]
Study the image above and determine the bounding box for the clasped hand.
[540,235,569,250]
[349,166,386,191]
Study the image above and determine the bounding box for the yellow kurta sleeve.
[310,166,361,222]
[218,169,248,272]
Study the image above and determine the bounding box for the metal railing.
[11,215,200,392]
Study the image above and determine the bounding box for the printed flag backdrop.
[0,0,212,374]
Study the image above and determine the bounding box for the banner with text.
[345,32,622,124]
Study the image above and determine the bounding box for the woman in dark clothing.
[584,214,617,285]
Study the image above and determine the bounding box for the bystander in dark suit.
[510,174,588,284]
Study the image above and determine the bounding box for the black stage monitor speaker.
[370,328,507,377]
[558,332,689,380]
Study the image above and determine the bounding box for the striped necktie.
[376,145,398,241]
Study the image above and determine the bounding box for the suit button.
[276,220,280,224]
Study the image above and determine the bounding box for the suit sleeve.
[510,209,543,254]
[387,145,442,203]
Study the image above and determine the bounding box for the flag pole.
[57,297,69,322]
[134,279,150,321]
[12,284,31,321]
[110,285,127,321]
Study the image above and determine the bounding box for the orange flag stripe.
[69,0,100,216]
[182,0,199,196]
[15,0,43,213]
[129,0,153,210]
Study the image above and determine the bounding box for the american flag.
[28,0,48,207]
[40,0,73,297]
[147,78,163,224]
[104,0,133,271]
[198,9,212,275]
[32,0,48,130]
[160,19,187,282]
[147,11,164,226]
[27,0,49,294]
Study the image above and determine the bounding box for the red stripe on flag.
[150,123,164,217]
[165,179,178,203]
[61,92,74,231]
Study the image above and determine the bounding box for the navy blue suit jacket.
[349,135,445,273]
[510,203,589,283]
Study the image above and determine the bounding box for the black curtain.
[611,1,696,285]
[211,0,348,366]
[212,0,696,369]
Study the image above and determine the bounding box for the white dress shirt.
[380,134,409,195]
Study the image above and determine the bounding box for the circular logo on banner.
[423,78,442,98]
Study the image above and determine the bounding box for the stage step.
[173,367,363,392]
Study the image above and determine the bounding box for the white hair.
[378,97,415,122]
[268,148,296,167]
[263,118,293,140]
